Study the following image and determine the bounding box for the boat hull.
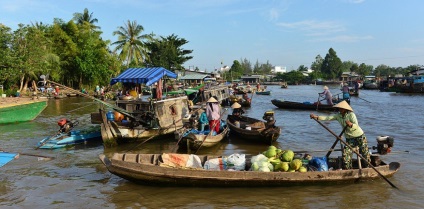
[226,115,280,144]
[0,99,47,124]
[271,99,335,111]
[37,130,101,149]
[99,153,401,187]
[180,126,229,150]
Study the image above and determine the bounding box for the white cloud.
[277,20,345,36]
[310,35,373,43]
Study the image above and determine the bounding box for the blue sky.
[1,0,424,72]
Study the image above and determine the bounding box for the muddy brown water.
[0,85,423,209]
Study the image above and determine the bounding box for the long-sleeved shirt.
[317,112,364,138]
[321,89,332,100]
[206,102,220,120]
[199,112,208,124]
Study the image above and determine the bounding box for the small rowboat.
[226,115,281,144]
[37,130,101,149]
[255,91,271,95]
[179,121,229,150]
[271,99,335,111]
[99,153,400,187]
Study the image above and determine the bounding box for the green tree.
[112,20,152,67]
[0,24,14,88]
[73,8,100,30]
[321,48,342,80]
[240,58,252,75]
[357,63,373,78]
[146,34,193,71]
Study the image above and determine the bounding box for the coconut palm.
[112,20,153,66]
[73,8,100,30]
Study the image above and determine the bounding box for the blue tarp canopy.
[110,67,177,86]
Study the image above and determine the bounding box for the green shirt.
[317,112,364,138]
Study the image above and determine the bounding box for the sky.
[1,0,424,72]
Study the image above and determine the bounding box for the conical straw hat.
[333,100,353,112]
[207,97,218,103]
[231,102,241,108]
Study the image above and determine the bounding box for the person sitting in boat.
[199,107,209,132]
[231,102,244,117]
[319,86,333,105]
[206,97,221,135]
[242,93,251,103]
[310,101,370,170]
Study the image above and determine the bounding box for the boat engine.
[373,136,394,155]
[263,111,276,128]
[58,118,75,133]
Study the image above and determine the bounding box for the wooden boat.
[0,97,47,124]
[37,129,101,149]
[226,115,281,144]
[179,121,229,150]
[255,91,271,95]
[99,153,400,187]
[271,99,335,111]
[280,82,288,88]
[66,93,78,97]
[0,152,19,168]
[54,94,66,99]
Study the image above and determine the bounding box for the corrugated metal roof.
[179,74,209,80]
[110,67,177,86]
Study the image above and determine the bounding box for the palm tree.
[112,20,153,66]
[73,8,100,30]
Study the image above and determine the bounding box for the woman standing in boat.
[319,86,333,105]
[310,101,370,169]
[206,97,221,134]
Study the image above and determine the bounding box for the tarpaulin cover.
[110,67,177,86]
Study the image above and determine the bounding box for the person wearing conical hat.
[231,102,244,117]
[206,96,221,134]
[310,100,370,170]
[319,86,333,105]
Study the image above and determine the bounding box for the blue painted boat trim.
[0,152,18,168]
[37,131,101,149]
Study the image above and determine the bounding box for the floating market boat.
[0,152,19,168]
[99,153,400,187]
[0,97,47,124]
[178,120,229,150]
[271,99,336,111]
[226,114,281,144]
[90,67,231,147]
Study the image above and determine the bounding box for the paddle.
[194,108,228,154]
[326,125,348,158]
[316,94,321,110]
[357,96,372,103]
[35,131,62,150]
[312,118,399,189]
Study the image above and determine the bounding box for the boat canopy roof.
[110,67,177,86]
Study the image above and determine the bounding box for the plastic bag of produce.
[308,156,328,171]
[225,153,246,171]
[204,158,226,170]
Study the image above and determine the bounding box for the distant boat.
[0,98,47,124]
[271,99,335,111]
[255,91,271,95]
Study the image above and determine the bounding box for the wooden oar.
[194,108,228,154]
[312,118,399,189]
[326,125,348,158]
[35,131,61,150]
[316,94,321,110]
[357,96,372,103]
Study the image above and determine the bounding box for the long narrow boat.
[255,91,271,95]
[226,115,281,144]
[0,97,47,124]
[179,121,229,150]
[37,130,101,149]
[99,153,400,187]
[271,99,335,111]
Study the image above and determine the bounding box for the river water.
[0,85,423,209]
